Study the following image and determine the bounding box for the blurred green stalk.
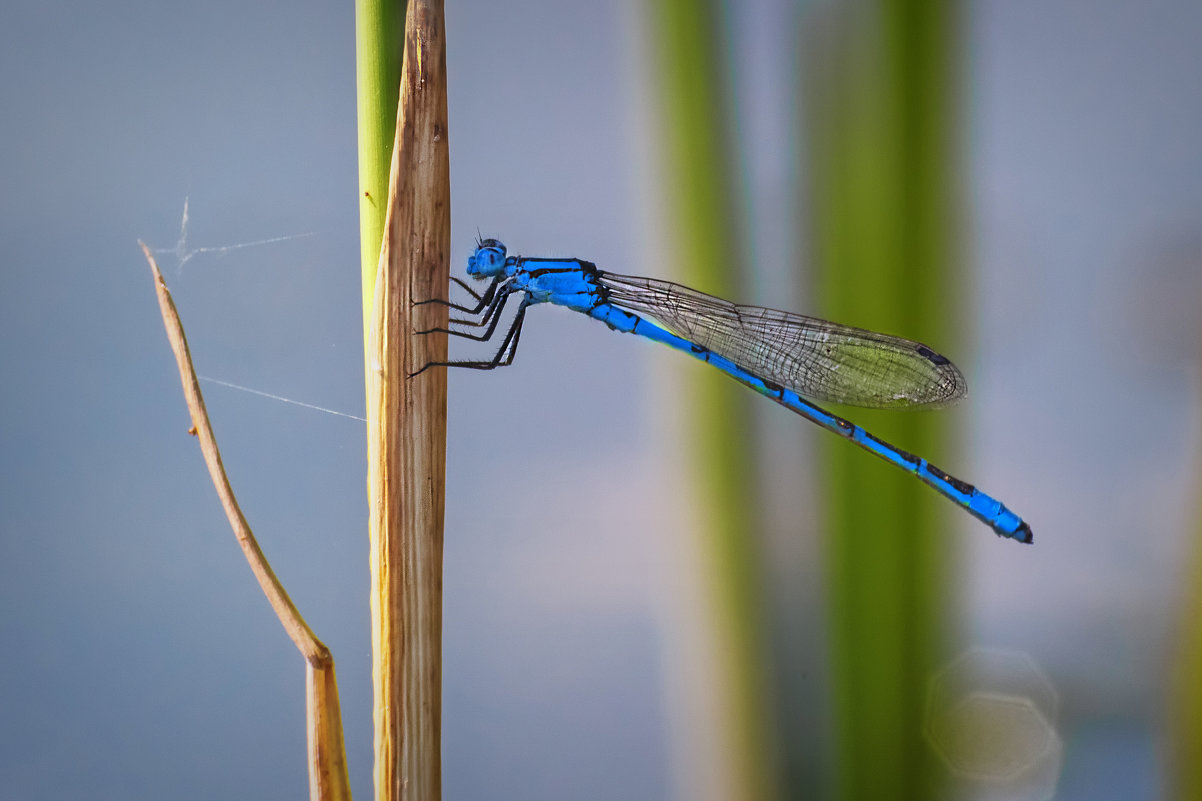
[648,2,779,800]
[1170,394,1202,799]
[804,1,959,799]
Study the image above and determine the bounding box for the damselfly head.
[467,239,508,278]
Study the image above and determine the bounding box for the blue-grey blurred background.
[2,1,1200,799]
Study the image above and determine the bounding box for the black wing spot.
[916,345,950,366]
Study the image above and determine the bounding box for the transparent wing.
[599,272,966,409]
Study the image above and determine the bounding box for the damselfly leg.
[414,275,501,315]
[410,298,530,376]
[418,283,515,341]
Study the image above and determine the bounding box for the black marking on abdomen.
[927,464,974,495]
[863,432,920,466]
[761,378,786,400]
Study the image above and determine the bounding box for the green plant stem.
[805,1,959,799]
[1170,376,1202,799]
[649,2,778,800]
[356,0,406,344]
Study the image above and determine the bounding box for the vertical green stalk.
[648,3,778,800]
[805,1,959,799]
[356,0,406,341]
[1170,390,1202,800]
[1173,532,1202,799]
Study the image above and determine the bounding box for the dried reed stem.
[364,2,450,800]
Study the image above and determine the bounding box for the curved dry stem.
[140,241,327,664]
[364,2,451,799]
[140,241,351,801]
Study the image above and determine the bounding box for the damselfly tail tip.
[1013,521,1034,545]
